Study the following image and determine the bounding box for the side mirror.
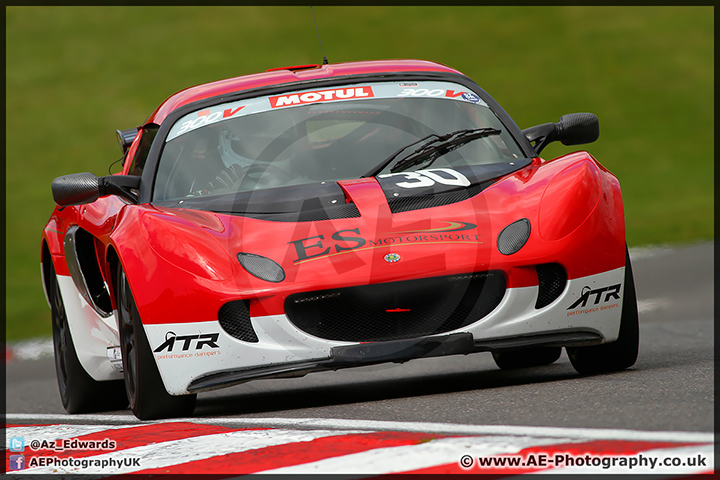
[52,173,141,206]
[116,127,138,154]
[523,113,599,155]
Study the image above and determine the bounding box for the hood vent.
[387,182,490,214]
[240,201,360,222]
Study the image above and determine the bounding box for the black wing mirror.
[52,173,141,206]
[116,127,138,154]
[523,113,599,155]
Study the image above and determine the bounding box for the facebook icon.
[9,454,25,470]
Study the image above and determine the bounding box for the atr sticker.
[269,86,374,108]
[567,284,621,316]
[153,331,220,353]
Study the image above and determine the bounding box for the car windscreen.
[152,81,528,206]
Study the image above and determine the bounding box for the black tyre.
[492,346,562,370]
[567,248,639,375]
[49,261,128,413]
[116,265,196,420]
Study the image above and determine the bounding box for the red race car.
[42,59,638,420]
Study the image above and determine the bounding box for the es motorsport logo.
[288,221,480,263]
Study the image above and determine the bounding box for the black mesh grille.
[387,183,489,214]
[241,203,360,222]
[497,218,531,255]
[218,300,258,342]
[237,253,285,283]
[285,271,506,342]
[535,263,567,309]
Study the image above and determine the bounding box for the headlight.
[497,218,531,255]
[141,213,233,281]
[538,160,601,241]
[237,252,285,283]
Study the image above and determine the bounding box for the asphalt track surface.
[6,242,714,433]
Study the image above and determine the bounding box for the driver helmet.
[218,128,254,169]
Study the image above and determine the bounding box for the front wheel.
[567,248,639,375]
[49,261,127,413]
[116,265,196,420]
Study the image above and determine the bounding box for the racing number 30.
[378,168,471,189]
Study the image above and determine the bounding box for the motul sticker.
[269,86,374,108]
[167,81,490,142]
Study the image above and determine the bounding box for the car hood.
[151,162,527,219]
[137,169,527,296]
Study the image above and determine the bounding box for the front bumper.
[186,329,603,393]
[145,266,626,395]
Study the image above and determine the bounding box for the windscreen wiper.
[390,128,501,173]
[362,128,501,178]
[361,133,439,178]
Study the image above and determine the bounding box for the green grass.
[6,6,713,340]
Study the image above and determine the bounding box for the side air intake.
[218,300,258,343]
[535,263,567,309]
